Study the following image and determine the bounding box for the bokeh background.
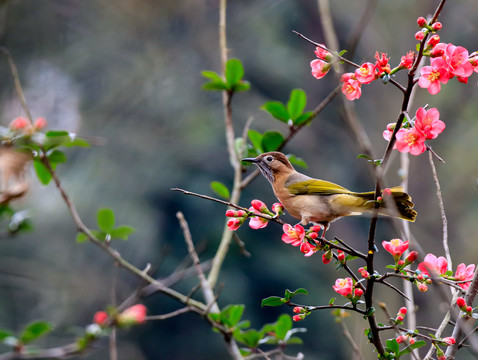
[0,0,477,359]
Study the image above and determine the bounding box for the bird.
[242,151,416,232]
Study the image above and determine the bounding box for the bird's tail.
[355,186,417,222]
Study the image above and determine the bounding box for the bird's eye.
[266,156,273,162]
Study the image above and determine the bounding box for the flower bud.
[236,210,246,217]
[428,35,440,47]
[466,306,473,313]
[417,17,427,27]
[308,232,318,239]
[397,260,405,267]
[251,199,267,213]
[358,267,370,279]
[405,251,418,264]
[322,250,332,264]
[457,76,468,84]
[34,117,47,130]
[430,47,445,58]
[293,306,304,314]
[443,337,455,345]
[10,117,33,134]
[457,297,467,308]
[93,311,108,327]
[300,242,312,254]
[272,202,284,215]
[396,335,404,343]
[415,31,425,41]
[337,250,345,262]
[354,288,363,298]
[409,337,415,345]
[432,22,442,31]
[418,283,428,292]
[117,304,147,327]
[225,210,236,217]
[310,225,322,233]
[396,315,404,322]
[399,307,407,315]
[292,314,304,322]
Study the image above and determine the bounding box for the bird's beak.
[241,157,258,163]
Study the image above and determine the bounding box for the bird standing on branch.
[242,152,416,233]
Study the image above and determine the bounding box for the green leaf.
[33,159,52,185]
[19,321,52,344]
[91,230,107,241]
[284,289,292,301]
[202,81,229,91]
[225,59,245,87]
[288,154,308,168]
[291,288,309,297]
[275,314,292,340]
[210,181,230,199]
[294,111,313,126]
[201,70,223,82]
[261,296,286,307]
[385,339,399,355]
[398,340,426,357]
[220,304,244,327]
[345,255,359,262]
[48,150,67,164]
[46,131,70,137]
[286,336,304,345]
[232,82,250,92]
[235,329,261,348]
[110,226,136,240]
[97,208,115,233]
[329,298,336,305]
[261,131,284,152]
[261,101,289,123]
[76,232,88,243]
[287,89,307,121]
[0,329,12,341]
[247,130,263,153]
[64,137,90,148]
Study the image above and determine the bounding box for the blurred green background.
[0,0,477,359]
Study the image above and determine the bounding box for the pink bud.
[457,76,468,84]
[93,311,108,326]
[457,297,466,308]
[417,17,427,27]
[9,117,31,131]
[236,210,246,217]
[430,47,445,58]
[292,314,304,322]
[300,242,312,254]
[251,199,267,213]
[418,283,428,292]
[466,306,473,313]
[354,288,363,298]
[34,117,47,130]
[322,251,332,264]
[399,307,407,315]
[382,188,392,197]
[225,210,236,217]
[272,202,284,215]
[396,315,404,322]
[117,304,147,326]
[310,225,322,233]
[443,337,456,345]
[397,260,405,267]
[428,35,440,47]
[309,232,318,239]
[293,306,304,314]
[409,337,415,345]
[415,31,425,41]
[405,251,418,264]
[337,250,345,262]
[396,335,404,343]
[432,22,442,31]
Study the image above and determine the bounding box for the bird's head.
[242,152,295,184]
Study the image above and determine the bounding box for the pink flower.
[341,78,362,101]
[382,238,409,260]
[374,52,391,75]
[314,45,331,60]
[332,277,353,298]
[117,304,147,326]
[454,263,475,290]
[248,207,269,229]
[281,224,305,246]
[400,51,415,69]
[418,57,450,95]
[414,107,445,139]
[443,44,474,78]
[310,59,330,79]
[382,123,396,141]
[355,62,376,84]
[93,311,108,326]
[395,128,426,155]
[417,253,448,276]
[443,337,456,346]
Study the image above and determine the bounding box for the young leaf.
[293,111,313,126]
[291,288,309,297]
[234,329,261,348]
[76,232,88,243]
[275,314,292,340]
[398,340,426,357]
[261,296,285,307]
[19,321,52,344]
[201,70,223,83]
[261,101,289,123]
[0,329,12,341]
[97,208,115,233]
[64,137,90,148]
[385,339,400,355]
[33,159,52,185]
[288,154,308,168]
[261,131,284,152]
[48,150,67,164]
[287,89,307,121]
[210,181,230,199]
[225,59,245,87]
[110,226,136,240]
[220,304,244,327]
[202,81,229,91]
[247,130,263,153]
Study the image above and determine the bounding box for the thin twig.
[145,307,193,321]
[340,319,365,360]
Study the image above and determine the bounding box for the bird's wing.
[286,178,352,195]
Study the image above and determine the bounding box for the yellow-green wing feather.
[286,178,352,195]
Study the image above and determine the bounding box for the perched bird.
[242,151,416,232]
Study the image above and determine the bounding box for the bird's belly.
[281,195,340,224]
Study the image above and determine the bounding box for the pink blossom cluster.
[382,107,445,156]
[281,223,322,256]
[382,238,418,269]
[332,277,363,303]
[226,200,284,231]
[9,116,47,135]
[416,253,475,291]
